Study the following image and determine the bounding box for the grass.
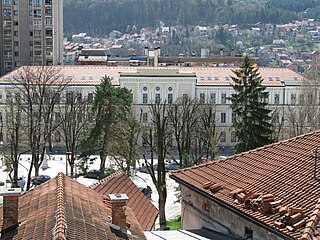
[166,215,181,230]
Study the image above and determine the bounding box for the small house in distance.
[171,130,320,240]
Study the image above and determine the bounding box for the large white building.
[0,65,308,146]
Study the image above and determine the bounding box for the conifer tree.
[229,56,273,153]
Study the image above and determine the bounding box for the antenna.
[311,147,320,181]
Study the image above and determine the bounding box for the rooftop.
[0,66,304,87]
[90,172,159,231]
[1,172,146,240]
[170,130,320,239]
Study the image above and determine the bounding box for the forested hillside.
[64,0,320,36]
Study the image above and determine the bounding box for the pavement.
[0,154,181,226]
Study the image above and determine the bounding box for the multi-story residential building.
[0,66,307,148]
[0,0,63,76]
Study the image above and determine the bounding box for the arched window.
[167,86,174,104]
[142,86,148,104]
[154,85,161,104]
[220,131,226,142]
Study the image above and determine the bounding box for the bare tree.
[8,66,69,190]
[4,92,27,187]
[284,60,320,138]
[56,89,91,176]
[110,108,143,175]
[168,96,200,168]
[143,102,169,229]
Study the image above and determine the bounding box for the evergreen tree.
[80,76,132,178]
[229,56,273,153]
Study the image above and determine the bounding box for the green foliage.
[229,56,273,153]
[80,76,132,173]
[63,0,319,36]
[166,215,182,230]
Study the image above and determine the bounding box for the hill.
[63,0,320,36]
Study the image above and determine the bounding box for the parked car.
[84,169,108,179]
[31,175,51,186]
[165,162,180,171]
[138,164,157,173]
[139,185,152,200]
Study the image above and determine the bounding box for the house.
[170,130,320,239]
[89,172,159,231]
[0,173,146,239]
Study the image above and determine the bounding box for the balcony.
[4,56,12,61]
[46,54,53,60]
[3,34,12,39]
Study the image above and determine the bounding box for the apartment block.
[0,0,63,76]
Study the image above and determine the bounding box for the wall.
[180,185,284,240]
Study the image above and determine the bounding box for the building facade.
[0,66,308,148]
[0,0,63,76]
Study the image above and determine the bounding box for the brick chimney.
[0,188,21,234]
[109,194,129,228]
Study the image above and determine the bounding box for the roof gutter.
[170,175,293,240]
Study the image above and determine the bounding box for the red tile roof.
[0,66,304,87]
[2,173,146,240]
[89,172,158,231]
[170,130,320,240]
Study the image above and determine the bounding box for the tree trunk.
[99,153,106,179]
[26,157,34,190]
[158,184,167,228]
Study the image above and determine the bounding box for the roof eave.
[170,174,293,240]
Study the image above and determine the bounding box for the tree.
[168,96,200,168]
[229,56,273,153]
[81,76,132,178]
[57,90,91,176]
[143,101,169,229]
[9,66,68,190]
[4,92,27,187]
[110,108,143,175]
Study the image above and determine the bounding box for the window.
[290,94,296,105]
[221,93,226,104]
[274,94,280,105]
[54,132,61,143]
[221,113,226,123]
[142,112,148,123]
[200,93,205,104]
[299,94,304,105]
[220,131,226,142]
[87,93,93,102]
[210,93,216,104]
[3,0,11,7]
[143,93,148,104]
[155,93,161,104]
[231,131,237,142]
[167,93,173,104]
[307,94,313,104]
[182,94,188,104]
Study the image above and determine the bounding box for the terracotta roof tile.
[1,172,146,240]
[171,130,320,239]
[90,172,158,231]
[0,66,304,87]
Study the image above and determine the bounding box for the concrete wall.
[180,185,284,240]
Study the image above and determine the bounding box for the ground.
[0,154,181,227]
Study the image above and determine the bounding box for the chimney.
[220,48,224,56]
[0,188,21,234]
[144,46,149,57]
[154,47,160,67]
[109,194,129,228]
